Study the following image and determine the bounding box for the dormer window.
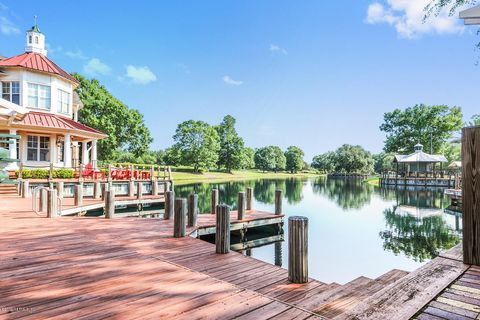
[28,83,51,110]
[57,89,70,114]
[2,81,20,105]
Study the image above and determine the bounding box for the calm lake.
[175,177,461,284]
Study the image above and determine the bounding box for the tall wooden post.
[56,181,64,199]
[22,180,30,198]
[47,189,58,218]
[108,164,113,182]
[94,181,102,199]
[246,187,253,211]
[462,126,480,265]
[151,180,158,196]
[165,190,174,220]
[74,184,83,206]
[49,162,54,180]
[275,189,282,215]
[137,182,143,200]
[237,192,246,220]
[288,216,308,284]
[105,189,115,219]
[39,188,48,212]
[18,162,23,179]
[188,194,198,227]
[211,189,219,214]
[174,198,186,238]
[128,181,135,198]
[216,204,230,254]
[130,165,135,181]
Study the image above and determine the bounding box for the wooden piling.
[174,198,186,238]
[164,190,174,220]
[151,180,158,196]
[39,188,48,212]
[237,192,246,220]
[216,204,230,254]
[462,126,480,265]
[246,187,253,210]
[22,180,30,198]
[275,190,282,215]
[56,181,64,199]
[137,182,143,200]
[74,184,83,206]
[211,189,219,214]
[128,181,135,198]
[288,216,308,284]
[101,183,106,200]
[47,189,58,218]
[105,189,115,219]
[188,194,198,227]
[94,181,102,199]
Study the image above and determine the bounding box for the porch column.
[91,140,98,169]
[64,134,72,168]
[82,141,89,165]
[6,129,18,170]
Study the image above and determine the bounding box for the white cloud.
[125,65,157,84]
[0,16,19,35]
[222,75,243,86]
[66,49,88,60]
[365,0,464,39]
[269,44,288,55]
[83,58,111,77]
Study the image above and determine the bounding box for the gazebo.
[393,143,448,178]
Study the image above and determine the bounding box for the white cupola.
[25,17,47,56]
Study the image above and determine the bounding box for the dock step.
[0,184,17,195]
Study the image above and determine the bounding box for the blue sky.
[0,0,478,160]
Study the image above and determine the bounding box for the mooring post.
[137,182,143,200]
[17,180,22,196]
[22,180,30,198]
[55,181,64,199]
[174,198,186,238]
[237,192,246,220]
[94,181,102,199]
[188,193,198,227]
[246,187,253,211]
[74,184,83,206]
[101,183,107,200]
[39,188,48,212]
[288,216,309,284]
[47,188,58,218]
[128,180,135,198]
[211,188,219,214]
[275,189,282,215]
[165,190,174,220]
[462,126,480,265]
[151,180,158,196]
[216,204,231,254]
[105,189,115,219]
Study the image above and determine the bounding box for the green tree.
[271,146,286,172]
[172,120,220,173]
[73,73,153,161]
[335,144,374,174]
[425,1,477,18]
[163,147,181,166]
[285,146,305,173]
[241,147,255,169]
[380,104,463,154]
[216,115,245,173]
[469,114,480,126]
[311,152,336,173]
[373,152,395,173]
[254,147,276,172]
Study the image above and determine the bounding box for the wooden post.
[49,162,54,180]
[211,188,219,214]
[174,198,186,238]
[188,193,198,227]
[39,188,48,212]
[137,182,143,199]
[56,181,64,199]
[151,180,158,196]
[94,181,102,199]
[275,189,282,215]
[17,180,22,196]
[163,166,167,180]
[216,204,230,254]
[128,180,135,198]
[237,192,246,220]
[108,164,113,182]
[462,126,480,265]
[288,216,308,284]
[164,190,174,220]
[74,184,83,206]
[246,187,253,211]
[101,183,107,200]
[130,164,134,181]
[79,164,84,182]
[18,162,23,179]
[105,189,115,219]
[168,166,173,180]
[22,180,30,198]
[150,166,155,181]
[47,189,58,218]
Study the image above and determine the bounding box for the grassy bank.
[364,177,380,186]
[172,170,322,185]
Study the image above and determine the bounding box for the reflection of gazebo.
[393,144,448,178]
[396,205,444,219]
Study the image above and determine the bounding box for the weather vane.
[34,15,37,26]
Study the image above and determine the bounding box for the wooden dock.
[0,193,474,319]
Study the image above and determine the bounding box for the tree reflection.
[380,205,460,262]
[311,177,374,210]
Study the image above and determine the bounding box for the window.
[2,81,20,105]
[29,35,32,44]
[35,36,38,44]
[57,89,70,114]
[28,83,51,110]
[27,135,50,161]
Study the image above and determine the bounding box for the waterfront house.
[0,24,106,171]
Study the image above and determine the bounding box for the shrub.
[16,168,74,179]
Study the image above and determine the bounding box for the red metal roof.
[15,111,106,137]
[0,52,79,84]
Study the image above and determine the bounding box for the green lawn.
[171,170,322,185]
[364,177,380,186]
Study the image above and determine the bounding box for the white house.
[0,24,107,170]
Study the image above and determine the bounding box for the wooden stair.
[0,184,17,195]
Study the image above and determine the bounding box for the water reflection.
[311,177,374,210]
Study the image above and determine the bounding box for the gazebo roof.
[394,144,448,163]
[460,5,480,25]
